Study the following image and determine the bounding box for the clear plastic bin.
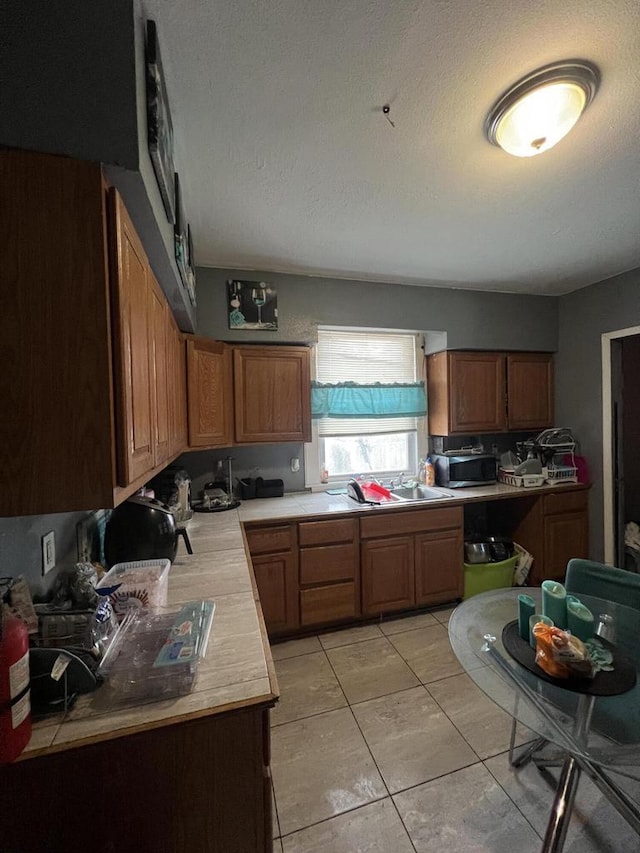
[463,556,518,599]
[97,600,215,704]
[96,559,170,617]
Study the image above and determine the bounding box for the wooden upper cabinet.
[234,346,311,443]
[0,149,188,515]
[427,350,554,435]
[428,351,506,435]
[506,353,554,430]
[186,336,234,448]
[150,276,171,467]
[109,189,156,485]
[170,322,188,456]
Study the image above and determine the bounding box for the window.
[305,329,427,486]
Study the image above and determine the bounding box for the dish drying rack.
[528,428,578,485]
[500,428,579,487]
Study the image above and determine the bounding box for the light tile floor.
[270,605,640,852]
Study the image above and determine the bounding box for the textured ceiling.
[143,0,640,294]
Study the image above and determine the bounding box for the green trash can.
[463,555,518,600]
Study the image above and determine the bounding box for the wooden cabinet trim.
[298,518,357,546]
[300,582,357,626]
[360,506,462,539]
[245,525,296,555]
[543,489,588,515]
[300,542,358,585]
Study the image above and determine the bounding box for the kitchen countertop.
[21,479,587,760]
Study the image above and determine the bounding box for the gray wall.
[1,1,138,167]
[189,265,559,499]
[1,0,196,331]
[556,267,640,560]
[195,267,558,350]
[0,511,94,600]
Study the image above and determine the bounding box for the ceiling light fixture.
[485,60,600,158]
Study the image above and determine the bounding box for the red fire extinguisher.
[0,608,32,764]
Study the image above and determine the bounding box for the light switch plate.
[42,530,56,575]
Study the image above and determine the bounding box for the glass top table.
[448,587,640,852]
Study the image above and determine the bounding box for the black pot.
[486,536,514,562]
[104,496,177,568]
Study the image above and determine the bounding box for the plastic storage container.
[463,555,518,600]
[96,559,170,617]
[98,600,215,704]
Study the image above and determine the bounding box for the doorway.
[602,326,640,566]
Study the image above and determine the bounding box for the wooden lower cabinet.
[298,518,360,627]
[252,552,299,634]
[544,511,589,581]
[489,487,589,585]
[3,707,275,853]
[246,524,299,635]
[361,506,464,617]
[415,528,464,605]
[362,536,415,615]
[300,582,357,626]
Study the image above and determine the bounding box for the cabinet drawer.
[245,525,295,555]
[300,543,358,585]
[298,517,357,547]
[544,489,588,516]
[300,582,357,626]
[360,506,462,539]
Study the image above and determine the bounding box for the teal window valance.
[311,381,426,420]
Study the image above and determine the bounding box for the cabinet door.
[252,552,299,635]
[169,322,188,456]
[362,537,414,615]
[415,529,464,606]
[507,353,554,430]
[110,190,155,485]
[150,276,171,467]
[234,346,311,443]
[543,511,589,582]
[186,336,233,448]
[449,352,507,433]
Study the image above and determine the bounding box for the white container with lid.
[96,559,170,617]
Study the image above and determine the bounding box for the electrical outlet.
[42,531,56,575]
[290,457,300,473]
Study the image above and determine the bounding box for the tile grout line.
[322,646,419,853]
[482,752,545,842]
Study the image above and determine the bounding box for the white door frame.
[602,325,640,564]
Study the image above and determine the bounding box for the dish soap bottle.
[425,456,436,486]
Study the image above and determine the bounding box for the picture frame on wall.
[146,20,176,223]
[174,172,189,290]
[227,280,278,330]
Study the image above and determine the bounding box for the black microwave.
[432,453,497,488]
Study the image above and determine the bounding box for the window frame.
[304,329,427,489]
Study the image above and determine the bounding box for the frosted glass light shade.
[496,82,586,157]
[486,61,599,158]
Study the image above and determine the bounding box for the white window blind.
[316,330,420,437]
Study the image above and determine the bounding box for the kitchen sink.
[388,485,452,502]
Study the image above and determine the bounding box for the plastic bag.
[533,623,593,679]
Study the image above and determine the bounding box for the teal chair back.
[565,558,640,744]
[565,558,640,612]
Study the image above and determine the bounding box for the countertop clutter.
[22,478,588,761]
[22,511,277,759]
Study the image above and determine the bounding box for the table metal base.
[484,637,640,853]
